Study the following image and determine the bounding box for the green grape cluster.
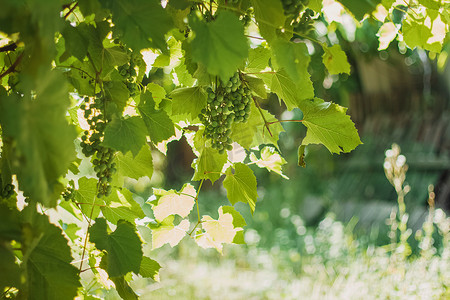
[198,72,252,153]
[1,183,15,198]
[280,0,308,16]
[80,95,116,198]
[118,51,139,96]
[241,8,253,27]
[62,186,75,202]
[293,8,315,35]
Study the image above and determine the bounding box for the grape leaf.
[230,103,284,149]
[138,92,175,144]
[102,0,173,51]
[191,129,227,184]
[223,163,258,213]
[103,116,147,157]
[272,39,314,83]
[116,145,153,180]
[146,82,166,105]
[169,86,207,120]
[139,256,161,281]
[257,69,312,110]
[90,218,143,277]
[101,188,145,225]
[190,10,248,82]
[246,46,271,73]
[196,206,245,253]
[251,0,286,42]
[308,0,323,12]
[300,98,362,154]
[151,184,196,222]
[111,276,138,300]
[62,23,88,61]
[244,75,267,99]
[0,245,20,292]
[402,18,442,52]
[0,70,77,207]
[104,80,129,114]
[74,177,104,219]
[250,146,288,179]
[150,217,190,249]
[322,44,351,75]
[21,206,80,300]
[337,0,382,20]
[377,22,397,50]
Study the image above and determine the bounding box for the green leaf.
[337,0,382,20]
[169,86,207,120]
[246,46,271,73]
[116,145,153,180]
[103,116,147,157]
[258,69,313,110]
[251,0,286,42]
[139,256,161,281]
[103,0,174,51]
[90,218,143,277]
[223,163,258,213]
[101,188,145,225]
[104,80,130,114]
[0,70,77,207]
[250,146,288,179]
[138,92,175,144]
[151,184,196,222]
[300,98,362,154]
[221,206,247,228]
[150,216,190,249]
[244,75,267,99]
[308,0,323,12]
[62,23,88,61]
[190,10,248,82]
[230,103,284,149]
[146,83,166,105]
[322,44,351,75]
[0,245,21,291]
[74,177,104,219]
[191,129,227,184]
[402,18,442,52]
[21,206,80,300]
[111,276,139,300]
[273,39,314,82]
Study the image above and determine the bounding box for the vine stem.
[267,119,304,125]
[187,178,205,237]
[0,53,23,80]
[55,65,95,79]
[252,97,273,137]
[195,179,204,223]
[78,193,98,273]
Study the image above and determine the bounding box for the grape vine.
[0,0,447,299]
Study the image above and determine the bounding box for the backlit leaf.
[300,98,362,154]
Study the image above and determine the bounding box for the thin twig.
[0,43,17,53]
[64,2,79,20]
[0,53,23,80]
